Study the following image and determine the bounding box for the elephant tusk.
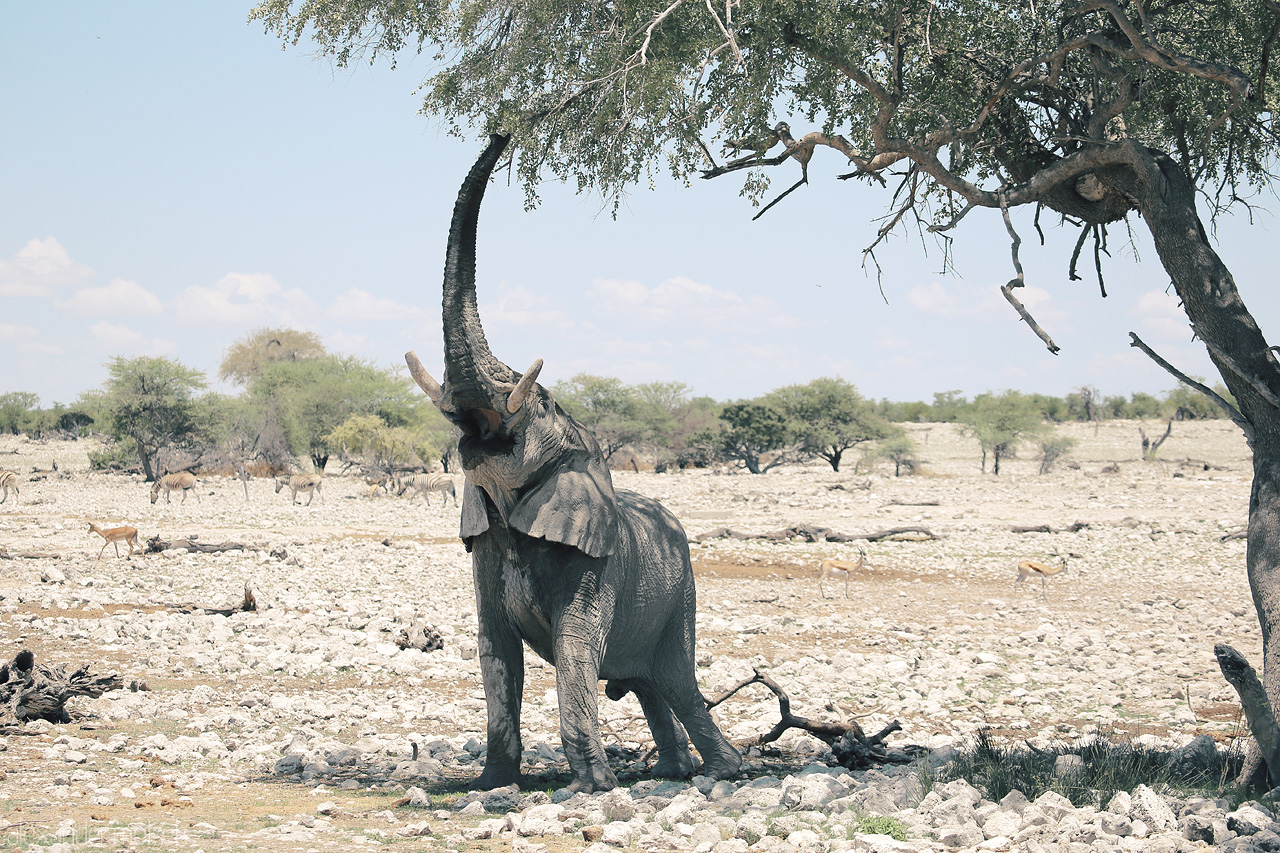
[405,350,443,403]
[507,357,544,413]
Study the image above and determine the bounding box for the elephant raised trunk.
[407,133,542,432]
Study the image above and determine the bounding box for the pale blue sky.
[3,2,1275,408]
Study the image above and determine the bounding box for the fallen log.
[1011,522,1089,534]
[145,535,259,555]
[1214,643,1280,787]
[704,668,914,770]
[695,524,938,543]
[0,548,64,560]
[0,650,124,727]
[167,582,257,617]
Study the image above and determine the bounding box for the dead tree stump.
[0,650,123,726]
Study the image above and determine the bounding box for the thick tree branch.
[999,193,1060,354]
[1128,332,1254,443]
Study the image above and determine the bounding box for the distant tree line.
[0,330,1233,479]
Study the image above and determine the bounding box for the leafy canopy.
[253,0,1280,218]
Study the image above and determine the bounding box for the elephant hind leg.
[654,671,742,781]
[617,680,694,779]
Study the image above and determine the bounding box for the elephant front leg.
[555,638,618,792]
[475,619,525,790]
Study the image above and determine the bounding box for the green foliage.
[634,382,721,469]
[219,326,326,386]
[1038,434,1077,475]
[768,377,892,472]
[706,399,805,474]
[324,413,452,472]
[253,0,1280,217]
[851,815,908,841]
[960,391,1047,475]
[0,392,40,435]
[83,356,209,480]
[863,430,918,477]
[552,374,647,461]
[245,355,418,471]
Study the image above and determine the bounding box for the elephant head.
[406,134,618,556]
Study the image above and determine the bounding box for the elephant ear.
[508,449,619,558]
[459,479,490,550]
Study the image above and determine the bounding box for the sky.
[3,3,1278,409]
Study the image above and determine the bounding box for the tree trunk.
[828,448,842,472]
[1118,145,1280,741]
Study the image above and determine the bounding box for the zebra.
[396,472,457,507]
[150,471,200,504]
[0,470,19,505]
[275,473,323,506]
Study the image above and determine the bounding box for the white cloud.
[0,236,94,297]
[56,277,164,317]
[1131,289,1190,340]
[89,321,176,356]
[483,282,576,330]
[172,272,316,324]
[588,276,802,332]
[326,288,426,322]
[0,322,61,355]
[906,279,1007,318]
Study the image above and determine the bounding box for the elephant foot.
[699,748,743,781]
[566,764,619,793]
[651,750,695,780]
[472,764,522,791]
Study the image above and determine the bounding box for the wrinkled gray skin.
[408,134,741,792]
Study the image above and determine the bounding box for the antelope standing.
[819,547,867,599]
[88,522,140,561]
[396,472,457,506]
[275,473,323,505]
[1015,556,1068,595]
[0,470,19,504]
[150,471,200,504]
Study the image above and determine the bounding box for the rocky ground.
[0,420,1270,852]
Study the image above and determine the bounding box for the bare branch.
[703,0,744,72]
[1128,332,1254,443]
[999,192,1060,354]
[752,177,808,220]
[638,0,686,66]
[1196,333,1280,409]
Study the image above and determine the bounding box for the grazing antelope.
[88,522,140,561]
[275,473,323,505]
[150,471,200,504]
[819,547,867,599]
[396,472,456,507]
[0,470,19,504]
[364,471,391,498]
[1015,556,1068,595]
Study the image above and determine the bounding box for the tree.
[552,374,647,462]
[768,377,891,472]
[634,381,720,470]
[257,0,1280,778]
[865,430,918,477]
[960,391,1046,475]
[1038,434,1078,474]
[86,356,208,480]
[219,326,326,386]
[246,355,418,471]
[0,392,39,435]
[706,400,805,475]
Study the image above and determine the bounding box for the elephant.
[405,134,742,792]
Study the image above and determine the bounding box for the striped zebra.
[0,470,18,505]
[396,472,456,507]
[150,471,200,505]
[275,473,323,506]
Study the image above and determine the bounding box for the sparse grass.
[937,728,1250,808]
[851,814,909,840]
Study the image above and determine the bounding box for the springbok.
[0,470,19,505]
[150,471,200,504]
[275,473,323,505]
[1015,556,1068,595]
[88,522,140,561]
[819,547,867,599]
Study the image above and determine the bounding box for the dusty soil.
[0,420,1260,849]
